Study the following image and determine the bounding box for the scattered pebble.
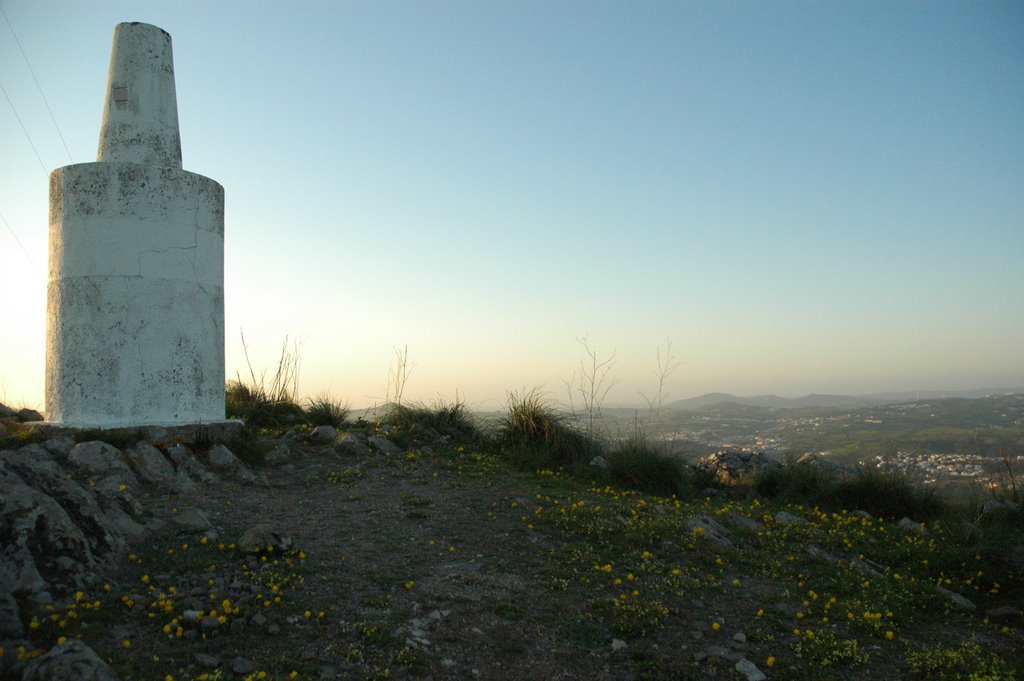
[194,653,219,669]
[735,658,767,681]
[231,657,254,675]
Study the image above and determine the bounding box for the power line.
[0,209,42,277]
[1,4,73,163]
[0,79,49,177]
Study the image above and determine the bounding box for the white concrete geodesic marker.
[46,22,226,427]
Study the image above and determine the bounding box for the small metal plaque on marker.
[112,86,128,102]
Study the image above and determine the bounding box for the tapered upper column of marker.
[97,22,182,168]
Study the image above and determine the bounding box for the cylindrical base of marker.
[45,161,225,427]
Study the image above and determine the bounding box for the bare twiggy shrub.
[996,449,1020,503]
[562,335,620,441]
[638,338,682,437]
[385,345,414,407]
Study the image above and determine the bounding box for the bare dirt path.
[159,441,624,680]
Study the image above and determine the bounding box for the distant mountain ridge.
[667,388,1024,411]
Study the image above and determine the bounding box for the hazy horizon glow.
[2,1,1022,412]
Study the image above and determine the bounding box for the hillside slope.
[2,422,1022,680]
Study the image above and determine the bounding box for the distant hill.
[667,393,881,411]
[667,388,1024,411]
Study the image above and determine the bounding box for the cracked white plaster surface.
[45,22,226,427]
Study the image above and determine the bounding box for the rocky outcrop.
[166,443,219,484]
[696,450,780,484]
[237,524,293,554]
[0,433,254,646]
[265,442,291,465]
[367,435,401,454]
[979,498,1021,519]
[337,432,371,456]
[21,639,118,680]
[1,462,90,613]
[206,444,257,482]
[686,514,736,549]
[795,451,854,478]
[0,403,43,425]
[124,442,175,484]
[310,425,338,442]
[697,449,860,485]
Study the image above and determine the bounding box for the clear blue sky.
[2,1,1022,411]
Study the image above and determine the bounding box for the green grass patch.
[0,422,46,449]
[832,466,944,521]
[381,396,484,443]
[497,388,595,467]
[305,392,351,427]
[328,466,365,486]
[226,379,304,428]
[906,641,1019,680]
[225,333,304,428]
[606,435,694,498]
[753,463,945,522]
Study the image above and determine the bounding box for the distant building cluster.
[875,450,1023,489]
[648,394,1023,493]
